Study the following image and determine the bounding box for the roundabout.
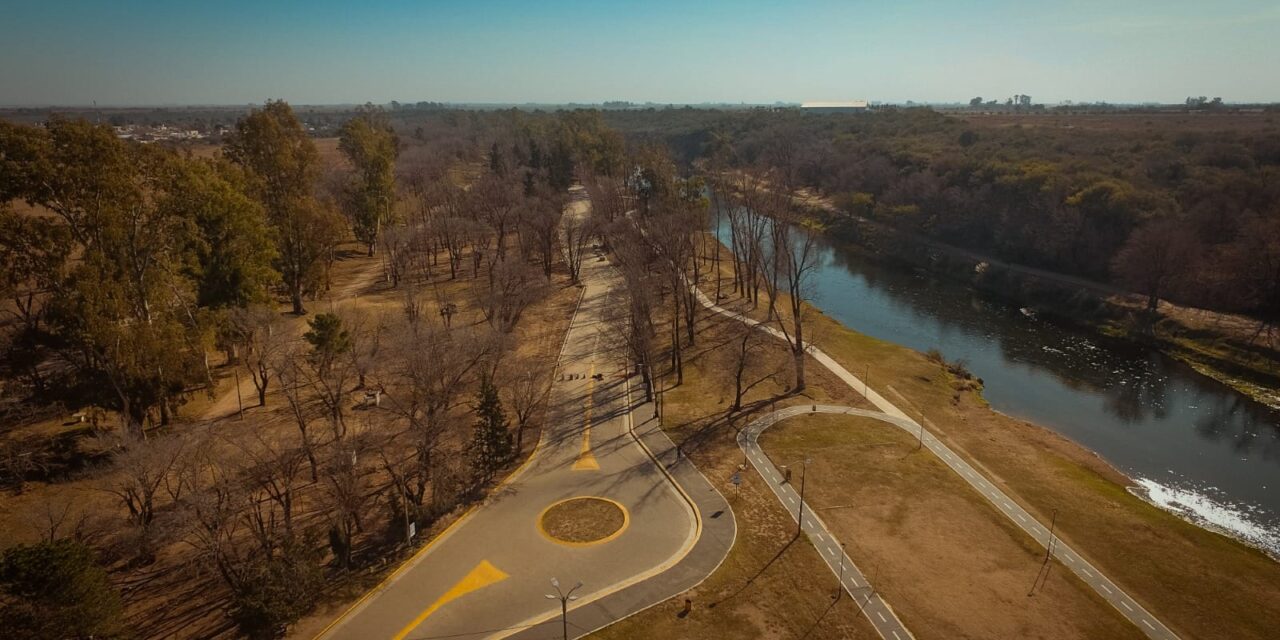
[537,496,629,546]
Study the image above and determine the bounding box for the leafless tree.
[103,431,186,530]
[562,207,595,284]
[767,202,822,391]
[320,436,370,570]
[234,430,307,552]
[474,257,545,333]
[232,305,286,407]
[500,355,553,452]
[273,345,321,481]
[521,191,564,278]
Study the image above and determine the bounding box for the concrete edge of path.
[505,381,738,640]
[310,283,590,640]
[691,279,1182,640]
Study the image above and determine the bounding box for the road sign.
[731,472,741,486]
[408,522,417,540]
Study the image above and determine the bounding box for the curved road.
[692,283,1181,640]
[314,191,734,640]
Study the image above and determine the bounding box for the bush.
[0,539,124,640]
[230,547,325,640]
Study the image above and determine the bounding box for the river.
[715,219,1280,557]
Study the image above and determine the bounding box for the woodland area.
[602,107,1280,346]
[2,102,1278,638]
[0,105,637,638]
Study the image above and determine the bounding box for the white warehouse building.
[800,100,869,113]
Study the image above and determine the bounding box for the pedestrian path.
[738,406,914,640]
[692,284,1180,640]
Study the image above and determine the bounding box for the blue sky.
[1,0,1278,106]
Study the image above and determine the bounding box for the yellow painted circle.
[537,496,630,547]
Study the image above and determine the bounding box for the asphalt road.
[315,191,733,640]
[692,285,1182,640]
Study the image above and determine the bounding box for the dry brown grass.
[763,413,1140,639]
[540,497,625,544]
[693,249,1280,640]
[592,297,878,640]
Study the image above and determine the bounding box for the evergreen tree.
[303,313,350,377]
[0,539,124,640]
[338,105,399,256]
[469,375,512,480]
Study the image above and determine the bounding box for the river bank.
[672,246,1280,639]
[788,192,1280,412]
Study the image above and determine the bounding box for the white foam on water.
[1131,477,1280,560]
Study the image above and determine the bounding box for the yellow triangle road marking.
[391,560,509,640]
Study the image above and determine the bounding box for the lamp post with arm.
[545,578,583,640]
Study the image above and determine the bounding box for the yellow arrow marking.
[573,364,600,470]
[390,560,509,640]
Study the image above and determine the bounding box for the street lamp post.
[835,542,847,600]
[795,457,812,538]
[545,578,583,640]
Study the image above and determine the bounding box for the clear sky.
[1,0,1278,106]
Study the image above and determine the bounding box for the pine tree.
[469,375,512,480]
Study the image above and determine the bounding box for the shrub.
[0,539,124,640]
[230,547,325,640]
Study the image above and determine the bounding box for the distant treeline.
[600,108,1280,335]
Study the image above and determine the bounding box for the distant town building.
[800,100,869,113]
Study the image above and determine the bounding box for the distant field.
[960,111,1279,133]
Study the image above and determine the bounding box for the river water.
[716,221,1280,556]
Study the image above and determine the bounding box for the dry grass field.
[595,233,1280,639]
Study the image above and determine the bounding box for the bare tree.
[103,432,186,530]
[232,305,286,407]
[521,191,564,278]
[273,345,321,481]
[726,319,769,412]
[768,202,822,391]
[500,355,553,452]
[234,430,307,553]
[474,257,545,333]
[562,206,595,284]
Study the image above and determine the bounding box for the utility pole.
[545,578,582,640]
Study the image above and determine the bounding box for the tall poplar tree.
[338,106,399,256]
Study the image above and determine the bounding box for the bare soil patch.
[540,497,625,544]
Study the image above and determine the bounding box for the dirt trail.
[200,255,384,421]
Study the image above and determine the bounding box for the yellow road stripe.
[573,364,600,470]
[390,560,509,640]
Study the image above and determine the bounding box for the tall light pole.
[835,541,847,600]
[795,457,812,538]
[545,578,582,640]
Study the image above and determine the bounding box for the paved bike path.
[691,286,1180,640]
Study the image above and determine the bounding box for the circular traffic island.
[538,496,629,546]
